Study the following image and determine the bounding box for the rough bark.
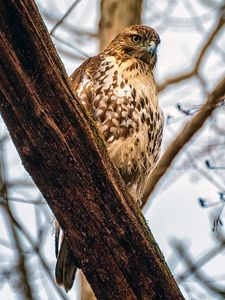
[0,1,184,300]
[99,0,143,50]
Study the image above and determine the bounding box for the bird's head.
[105,25,160,68]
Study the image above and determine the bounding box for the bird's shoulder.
[70,55,99,91]
[70,54,102,111]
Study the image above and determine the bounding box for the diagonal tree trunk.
[0,1,184,299]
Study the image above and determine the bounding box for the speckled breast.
[92,56,163,180]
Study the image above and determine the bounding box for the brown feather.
[55,236,78,292]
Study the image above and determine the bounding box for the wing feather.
[70,56,99,113]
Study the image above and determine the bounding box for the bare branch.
[50,0,82,35]
[174,240,225,297]
[41,10,97,38]
[52,34,89,58]
[5,204,70,300]
[157,7,225,93]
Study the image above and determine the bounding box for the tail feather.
[55,220,60,257]
[55,237,78,292]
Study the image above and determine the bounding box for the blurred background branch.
[158,4,225,92]
[142,76,225,207]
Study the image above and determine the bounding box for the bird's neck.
[101,53,153,77]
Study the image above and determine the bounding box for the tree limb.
[157,7,225,93]
[50,0,82,35]
[0,1,183,299]
[174,240,225,297]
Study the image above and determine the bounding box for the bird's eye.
[131,35,141,43]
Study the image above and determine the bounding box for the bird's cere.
[148,40,157,56]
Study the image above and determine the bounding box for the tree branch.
[50,0,82,35]
[174,240,225,297]
[157,7,225,93]
[0,1,183,299]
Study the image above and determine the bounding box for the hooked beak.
[147,40,157,57]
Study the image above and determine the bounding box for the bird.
[55,24,164,292]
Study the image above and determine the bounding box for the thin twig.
[157,8,225,93]
[42,10,97,38]
[0,144,34,300]
[4,204,70,300]
[52,34,88,58]
[174,240,225,297]
[50,0,82,35]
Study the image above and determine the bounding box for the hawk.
[55,24,164,292]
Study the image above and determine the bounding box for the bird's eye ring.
[131,35,141,43]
